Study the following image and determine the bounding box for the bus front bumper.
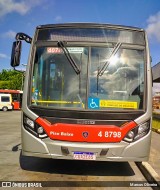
[22,125,151,162]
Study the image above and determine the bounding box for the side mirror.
[10,41,22,67]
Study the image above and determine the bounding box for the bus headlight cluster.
[25,117,34,129]
[123,121,150,143]
[23,114,48,139]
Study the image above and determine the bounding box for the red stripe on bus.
[36,117,137,143]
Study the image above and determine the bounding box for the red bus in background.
[0,89,23,110]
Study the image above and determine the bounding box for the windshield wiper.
[98,42,122,76]
[57,41,80,75]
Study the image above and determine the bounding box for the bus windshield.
[31,44,145,110]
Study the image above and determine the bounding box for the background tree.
[0,69,24,90]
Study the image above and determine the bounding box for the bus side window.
[1,96,10,102]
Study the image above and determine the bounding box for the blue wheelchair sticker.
[88,98,99,109]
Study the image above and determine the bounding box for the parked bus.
[0,93,13,111]
[0,89,23,110]
[10,23,152,161]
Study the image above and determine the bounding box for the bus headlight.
[138,123,149,134]
[25,117,34,129]
[37,126,44,134]
[123,121,150,143]
[23,114,48,139]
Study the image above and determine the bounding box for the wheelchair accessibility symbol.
[88,98,99,109]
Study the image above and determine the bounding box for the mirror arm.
[15,33,32,44]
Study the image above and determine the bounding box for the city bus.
[10,23,152,161]
[0,89,23,110]
[0,93,13,111]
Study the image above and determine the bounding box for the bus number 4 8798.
[98,131,122,138]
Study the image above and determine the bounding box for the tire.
[2,106,8,112]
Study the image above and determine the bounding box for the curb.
[136,162,160,190]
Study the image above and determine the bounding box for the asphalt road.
[0,111,153,190]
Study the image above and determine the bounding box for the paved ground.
[148,131,160,177]
[0,111,157,189]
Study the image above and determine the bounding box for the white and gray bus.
[11,23,152,161]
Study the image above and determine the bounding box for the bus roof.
[36,23,144,32]
[0,89,23,94]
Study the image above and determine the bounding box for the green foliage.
[0,81,10,89]
[152,118,160,130]
[0,69,24,90]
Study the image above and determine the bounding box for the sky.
[0,0,160,92]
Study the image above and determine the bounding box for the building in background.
[153,92,160,109]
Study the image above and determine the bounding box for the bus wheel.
[2,107,8,111]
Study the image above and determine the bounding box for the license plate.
[73,152,96,160]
